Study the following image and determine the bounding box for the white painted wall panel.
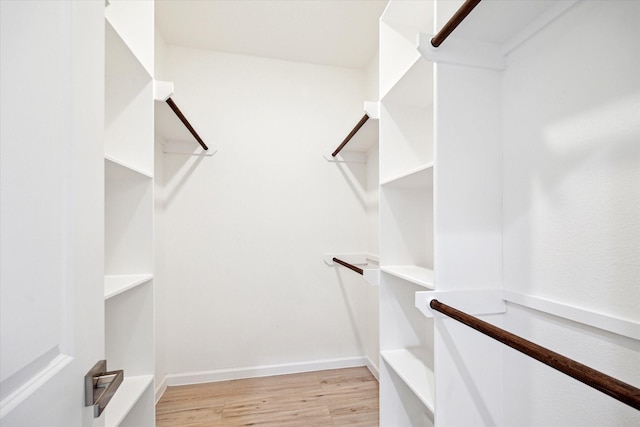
[502,0,640,324]
[159,46,373,375]
[501,1,640,424]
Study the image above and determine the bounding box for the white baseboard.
[155,375,168,404]
[366,356,380,381]
[165,356,368,387]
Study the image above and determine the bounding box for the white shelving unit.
[395,1,640,426]
[103,0,155,426]
[378,1,435,425]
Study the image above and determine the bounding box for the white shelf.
[104,274,153,300]
[104,21,154,175]
[105,155,153,179]
[381,349,435,414]
[381,266,434,289]
[105,375,154,427]
[380,0,434,99]
[105,0,154,77]
[380,163,434,188]
[443,0,576,54]
[381,57,433,108]
[418,1,578,71]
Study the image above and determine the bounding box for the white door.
[1,1,106,426]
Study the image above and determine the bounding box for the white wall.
[502,1,640,424]
[158,45,377,379]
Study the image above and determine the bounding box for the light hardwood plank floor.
[156,366,379,427]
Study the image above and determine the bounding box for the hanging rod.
[165,97,209,150]
[332,114,369,157]
[429,299,640,410]
[332,257,364,275]
[431,0,482,48]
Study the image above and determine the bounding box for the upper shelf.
[325,102,379,163]
[381,265,434,289]
[104,21,154,176]
[379,0,434,98]
[419,0,578,70]
[154,80,215,156]
[105,0,154,77]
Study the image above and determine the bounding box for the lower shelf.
[381,349,435,414]
[105,374,154,427]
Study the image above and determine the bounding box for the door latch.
[85,360,124,417]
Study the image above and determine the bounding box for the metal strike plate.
[85,360,124,418]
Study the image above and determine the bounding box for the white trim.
[502,291,640,341]
[365,356,380,381]
[154,375,168,404]
[0,354,73,419]
[165,356,368,387]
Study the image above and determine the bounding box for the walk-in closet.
[1,0,639,426]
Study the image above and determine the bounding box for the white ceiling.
[155,0,388,69]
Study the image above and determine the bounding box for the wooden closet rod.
[332,114,369,157]
[165,97,209,150]
[431,0,482,48]
[429,299,640,410]
[332,257,363,275]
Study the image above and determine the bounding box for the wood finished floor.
[156,366,379,427]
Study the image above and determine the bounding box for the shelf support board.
[418,33,506,71]
[415,290,506,318]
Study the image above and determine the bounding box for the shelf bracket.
[418,33,506,71]
[153,80,174,102]
[415,290,506,318]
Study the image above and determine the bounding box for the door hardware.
[85,360,124,417]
